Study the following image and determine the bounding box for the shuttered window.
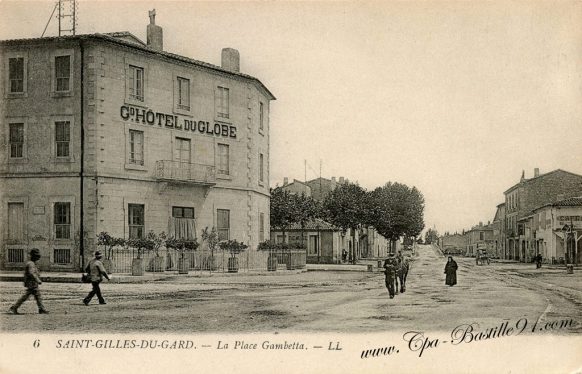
[217,209,230,241]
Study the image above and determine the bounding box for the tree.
[368,182,425,251]
[323,182,368,263]
[270,187,295,243]
[270,187,320,244]
[294,192,321,244]
[201,227,219,271]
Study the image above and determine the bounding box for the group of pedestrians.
[8,249,110,314]
[382,252,408,299]
[382,252,459,298]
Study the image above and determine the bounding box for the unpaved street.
[1,245,580,333]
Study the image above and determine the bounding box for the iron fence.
[100,246,306,274]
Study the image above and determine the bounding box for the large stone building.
[0,14,274,271]
[503,169,582,261]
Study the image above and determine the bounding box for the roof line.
[503,169,582,194]
[0,33,276,100]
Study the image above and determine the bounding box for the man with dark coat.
[383,255,397,298]
[9,248,49,314]
[444,256,458,286]
[83,251,111,305]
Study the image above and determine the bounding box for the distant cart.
[476,249,490,265]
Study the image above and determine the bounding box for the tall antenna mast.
[42,0,78,37]
[58,0,77,36]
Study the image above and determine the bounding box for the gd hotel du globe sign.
[120,105,238,139]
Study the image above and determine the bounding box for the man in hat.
[383,254,397,299]
[83,251,110,305]
[9,248,49,314]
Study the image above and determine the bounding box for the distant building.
[529,197,582,264]
[270,218,352,264]
[466,222,495,256]
[280,178,311,196]
[492,203,505,258]
[440,233,467,255]
[305,176,348,201]
[504,169,582,261]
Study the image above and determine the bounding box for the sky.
[1,0,581,235]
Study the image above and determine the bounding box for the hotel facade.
[0,16,274,271]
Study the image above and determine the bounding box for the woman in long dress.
[444,256,458,286]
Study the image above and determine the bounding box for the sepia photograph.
[0,0,581,373]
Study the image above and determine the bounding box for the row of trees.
[270,181,425,247]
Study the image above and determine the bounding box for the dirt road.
[1,245,580,333]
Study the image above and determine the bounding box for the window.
[53,248,71,264]
[259,153,264,182]
[217,209,230,241]
[128,204,145,239]
[55,121,70,157]
[54,202,71,239]
[259,212,265,242]
[129,130,144,165]
[217,144,229,175]
[7,248,25,263]
[174,138,191,164]
[9,57,24,93]
[172,207,194,218]
[215,86,229,119]
[9,123,24,158]
[259,102,264,131]
[479,232,484,241]
[129,65,144,101]
[55,55,71,92]
[8,203,25,242]
[171,207,195,239]
[177,77,190,110]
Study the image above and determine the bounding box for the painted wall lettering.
[120,105,237,139]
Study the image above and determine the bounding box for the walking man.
[83,251,111,305]
[383,255,397,299]
[9,248,49,314]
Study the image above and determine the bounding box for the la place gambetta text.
[120,105,237,138]
[217,340,306,350]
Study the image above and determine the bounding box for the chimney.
[147,9,163,51]
[283,177,288,185]
[331,177,337,190]
[221,48,240,72]
[339,177,344,184]
[479,221,483,227]
[534,168,540,177]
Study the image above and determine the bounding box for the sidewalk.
[0,263,372,284]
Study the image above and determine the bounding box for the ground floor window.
[308,235,319,255]
[7,202,25,242]
[7,248,25,263]
[53,248,71,264]
[171,206,195,239]
[54,202,71,239]
[128,204,145,239]
[217,209,230,241]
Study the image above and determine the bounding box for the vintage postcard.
[0,1,581,373]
